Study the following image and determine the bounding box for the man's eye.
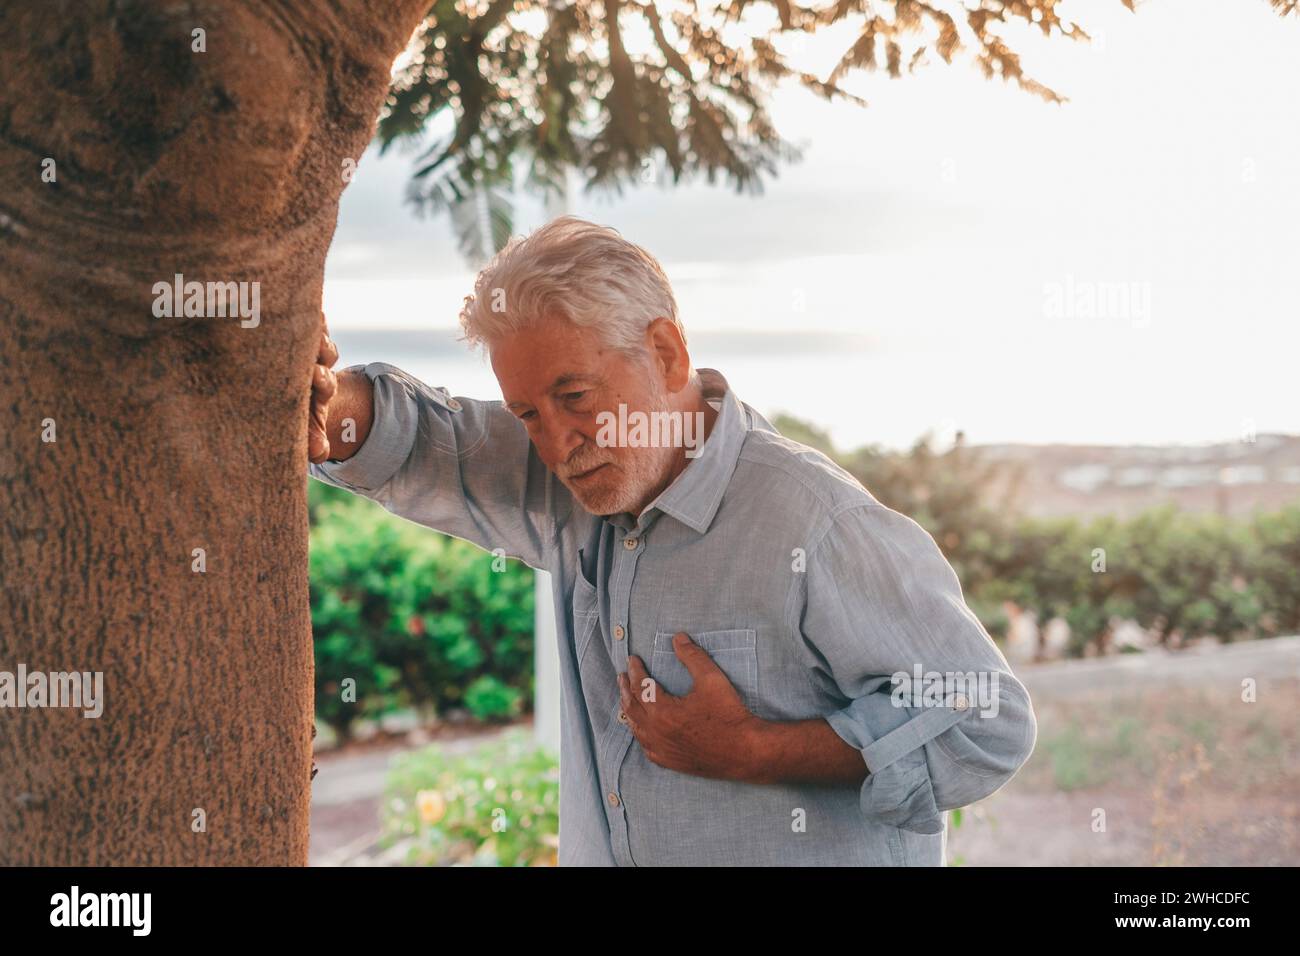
[518,410,536,422]
[563,391,588,402]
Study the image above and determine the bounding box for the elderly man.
[307,215,1036,866]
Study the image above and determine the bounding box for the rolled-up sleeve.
[798,503,1037,834]
[309,362,573,571]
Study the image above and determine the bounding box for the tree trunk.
[0,0,428,865]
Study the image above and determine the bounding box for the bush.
[380,729,559,866]
[309,480,535,740]
[953,506,1297,652]
[1249,507,1300,635]
[463,674,524,721]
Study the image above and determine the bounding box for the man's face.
[491,315,680,517]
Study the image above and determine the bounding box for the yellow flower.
[416,789,446,825]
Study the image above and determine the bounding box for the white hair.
[457,215,684,357]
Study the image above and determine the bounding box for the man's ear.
[645,317,691,393]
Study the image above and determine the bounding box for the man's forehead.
[492,319,608,402]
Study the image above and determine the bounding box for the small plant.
[380,729,559,866]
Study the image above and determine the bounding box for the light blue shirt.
[311,363,1037,865]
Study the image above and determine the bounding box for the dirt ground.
[946,678,1300,865]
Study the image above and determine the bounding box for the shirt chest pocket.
[572,570,601,662]
[650,629,758,704]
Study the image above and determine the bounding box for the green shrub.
[1250,507,1300,635]
[463,674,524,721]
[309,480,534,739]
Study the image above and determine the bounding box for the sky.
[323,0,1300,453]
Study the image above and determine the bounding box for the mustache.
[558,448,614,479]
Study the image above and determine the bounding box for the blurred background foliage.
[774,414,1300,656]
[309,480,535,741]
[309,425,1300,735]
[376,0,1123,265]
[380,729,559,866]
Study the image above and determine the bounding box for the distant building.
[975,434,1300,517]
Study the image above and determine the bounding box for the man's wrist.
[325,367,375,462]
[739,716,871,787]
[739,717,785,785]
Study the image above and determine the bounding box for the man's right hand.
[308,312,340,463]
[308,312,373,463]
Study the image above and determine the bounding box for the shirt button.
[446,398,461,411]
[613,624,625,640]
[623,537,637,550]
[607,792,620,807]
[953,694,969,711]
[618,711,629,724]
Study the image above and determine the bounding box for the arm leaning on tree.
[308,315,374,464]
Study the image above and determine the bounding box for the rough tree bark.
[0,0,429,865]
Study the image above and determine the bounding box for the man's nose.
[536,416,586,470]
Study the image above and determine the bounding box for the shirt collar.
[615,368,773,535]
